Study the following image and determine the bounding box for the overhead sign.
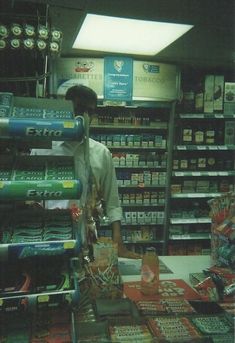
[54,58,104,98]
[104,57,133,101]
[133,61,180,101]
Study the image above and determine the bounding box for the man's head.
[65,84,97,117]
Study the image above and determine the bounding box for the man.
[32,84,139,258]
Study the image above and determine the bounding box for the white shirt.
[31,138,123,224]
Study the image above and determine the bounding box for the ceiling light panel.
[73,14,193,55]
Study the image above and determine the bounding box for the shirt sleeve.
[99,148,123,223]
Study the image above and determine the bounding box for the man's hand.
[117,242,141,259]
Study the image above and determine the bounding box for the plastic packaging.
[141,247,159,295]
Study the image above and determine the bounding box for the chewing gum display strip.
[0,117,84,141]
[0,179,82,200]
[191,316,232,334]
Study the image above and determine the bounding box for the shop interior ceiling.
[0,0,234,96]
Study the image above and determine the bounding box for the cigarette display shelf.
[172,193,223,198]
[118,184,166,189]
[124,240,164,244]
[179,113,235,119]
[169,109,235,255]
[109,146,166,151]
[115,165,166,170]
[173,171,235,177]
[169,233,211,240]
[121,203,165,208]
[92,101,176,254]
[170,217,211,224]
[175,145,235,150]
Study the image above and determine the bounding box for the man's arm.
[112,220,140,258]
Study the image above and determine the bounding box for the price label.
[0,299,3,306]
[182,234,191,239]
[0,182,4,188]
[63,121,75,129]
[189,193,203,198]
[175,172,184,177]
[199,218,211,223]
[218,146,227,150]
[197,146,206,150]
[182,219,195,223]
[208,172,217,176]
[219,172,228,176]
[208,146,217,150]
[192,172,201,176]
[177,146,186,150]
[38,295,49,303]
[215,114,223,118]
[62,181,74,188]
[64,241,75,249]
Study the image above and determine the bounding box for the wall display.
[53,57,180,102]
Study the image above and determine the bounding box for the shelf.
[121,203,165,208]
[170,218,211,224]
[115,165,166,170]
[123,240,164,244]
[175,145,235,151]
[91,123,167,130]
[0,240,80,260]
[118,184,166,189]
[172,171,235,177]
[172,193,223,198]
[179,113,235,119]
[100,222,164,227]
[169,233,211,240]
[0,180,82,200]
[0,289,78,304]
[109,146,166,150]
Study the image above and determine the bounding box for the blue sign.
[104,57,133,101]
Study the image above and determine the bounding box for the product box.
[144,212,152,224]
[112,153,120,166]
[158,192,165,205]
[138,172,144,184]
[113,135,121,147]
[131,173,138,185]
[213,75,224,111]
[133,154,139,166]
[120,135,126,146]
[136,193,142,204]
[150,192,158,204]
[204,75,215,113]
[151,172,159,185]
[130,193,136,204]
[138,212,145,225]
[126,154,133,167]
[224,82,235,102]
[119,153,126,166]
[143,171,151,185]
[142,134,148,147]
[148,135,154,147]
[133,135,141,147]
[173,159,179,170]
[100,135,106,145]
[142,227,150,240]
[224,121,235,145]
[125,212,132,224]
[155,135,163,147]
[143,191,150,204]
[171,184,182,194]
[106,135,113,147]
[127,135,134,146]
[151,212,157,224]
[132,211,137,224]
[123,193,130,204]
[123,171,131,186]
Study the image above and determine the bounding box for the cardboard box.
[224,82,235,102]
[224,121,235,145]
[213,75,224,111]
[204,75,214,113]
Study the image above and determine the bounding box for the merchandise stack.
[0,92,85,342]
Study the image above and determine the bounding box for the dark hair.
[65,84,97,105]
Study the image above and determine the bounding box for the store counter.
[119,255,211,285]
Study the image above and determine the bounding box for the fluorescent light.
[73,14,193,55]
